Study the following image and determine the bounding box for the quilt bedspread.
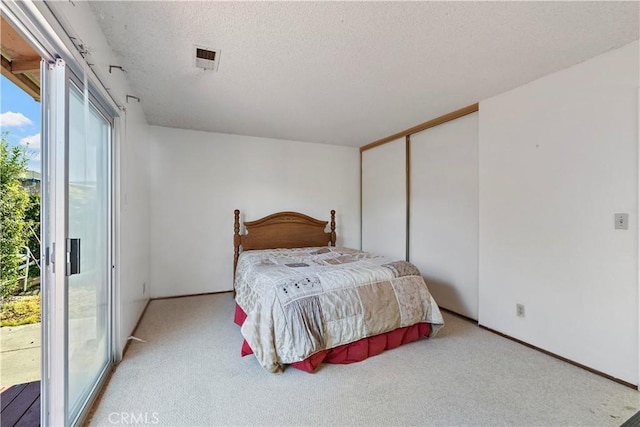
[234,246,444,373]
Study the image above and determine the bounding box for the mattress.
[234,246,444,373]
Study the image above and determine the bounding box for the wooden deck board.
[1,383,27,411]
[14,396,40,427]
[0,381,40,427]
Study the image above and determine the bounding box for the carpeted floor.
[88,293,639,426]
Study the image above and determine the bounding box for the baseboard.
[478,324,637,390]
[438,306,478,324]
[437,306,637,390]
[121,298,151,359]
[151,290,233,300]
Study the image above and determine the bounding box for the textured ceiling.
[90,1,638,147]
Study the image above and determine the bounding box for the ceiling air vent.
[195,46,220,71]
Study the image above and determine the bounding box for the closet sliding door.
[361,138,407,260]
[410,112,479,319]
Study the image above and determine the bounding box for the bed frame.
[233,209,336,277]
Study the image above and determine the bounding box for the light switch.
[614,213,628,230]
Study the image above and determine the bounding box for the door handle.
[67,238,81,276]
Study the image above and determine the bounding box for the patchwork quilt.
[234,246,444,373]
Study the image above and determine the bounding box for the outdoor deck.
[0,381,40,426]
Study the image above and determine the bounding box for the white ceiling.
[90,1,638,148]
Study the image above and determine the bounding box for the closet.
[360,106,479,320]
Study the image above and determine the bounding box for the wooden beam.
[1,55,40,101]
[360,103,479,152]
[10,58,41,73]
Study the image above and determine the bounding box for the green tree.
[0,132,30,297]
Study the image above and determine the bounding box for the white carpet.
[88,293,639,426]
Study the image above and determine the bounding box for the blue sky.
[1,74,41,172]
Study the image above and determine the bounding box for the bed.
[233,209,444,373]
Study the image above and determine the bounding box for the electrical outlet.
[615,213,629,230]
[516,304,525,318]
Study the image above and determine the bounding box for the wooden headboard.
[234,210,336,276]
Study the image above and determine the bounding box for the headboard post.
[330,210,336,246]
[234,209,241,280]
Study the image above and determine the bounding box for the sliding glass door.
[66,80,112,424]
[42,60,113,426]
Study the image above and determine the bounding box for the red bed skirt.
[234,303,431,373]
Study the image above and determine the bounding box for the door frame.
[43,55,117,427]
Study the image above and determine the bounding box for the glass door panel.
[66,82,111,424]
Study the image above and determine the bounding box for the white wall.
[410,113,479,320]
[148,126,360,298]
[479,41,639,384]
[116,106,152,357]
[361,139,407,260]
[44,2,153,358]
